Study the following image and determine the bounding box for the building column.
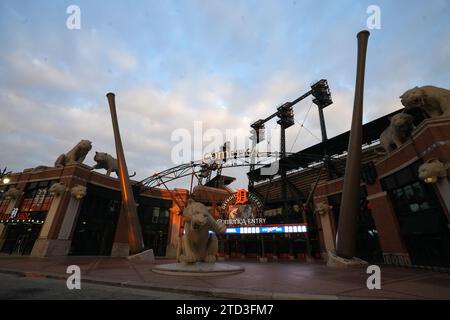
[272,234,278,260]
[288,235,295,260]
[31,189,82,257]
[165,207,182,259]
[367,191,411,266]
[241,235,246,259]
[0,224,5,250]
[57,196,83,240]
[225,235,230,259]
[316,203,336,260]
[435,179,450,222]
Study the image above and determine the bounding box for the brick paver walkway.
[0,256,449,299]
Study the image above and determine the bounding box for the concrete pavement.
[0,256,449,300]
[0,272,219,300]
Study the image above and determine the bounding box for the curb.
[0,268,340,300]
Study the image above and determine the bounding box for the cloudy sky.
[1,0,449,190]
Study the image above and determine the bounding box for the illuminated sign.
[220,189,264,225]
[0,212,30,221]
[235,189,247,205]
[225,224,307,235]
[10,208,18,219]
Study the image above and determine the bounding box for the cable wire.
[289,100,314,152]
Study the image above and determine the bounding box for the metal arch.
[135,152,302,191]
[137,161,203,189]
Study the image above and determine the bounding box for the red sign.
[235,189,247,205]
[17,213,30,220]
[19,197,53,212]
[0,212,30,220]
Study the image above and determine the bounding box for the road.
[0,273,217,300]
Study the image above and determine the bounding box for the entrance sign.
[225,224,307,235]
[220,189,264,226]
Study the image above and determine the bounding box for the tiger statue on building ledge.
[400,85,450,118]
[92,152,119,177]
[379,112,415,153]
[54,139,92,167]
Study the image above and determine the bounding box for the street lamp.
[1,167,12,184]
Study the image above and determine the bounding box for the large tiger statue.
[177,199,227,264]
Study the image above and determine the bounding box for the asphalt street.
[0,273,217,300]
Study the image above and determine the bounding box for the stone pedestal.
[165,245,177,259]
[127,249,155,263]
[111,242,129,257]
[152,262,244,277]
[326,251,368,268]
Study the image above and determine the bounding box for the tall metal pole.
[336,31,370,259]
[317,107,333,180]
[280,124,289,219]
[318,107,328,143]
[106,93,144,255]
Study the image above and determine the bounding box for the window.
[381,161,450,267]
[381,162,435,220]
[152,207,160,223]
[16,180,58,221]
[160,209,169,225]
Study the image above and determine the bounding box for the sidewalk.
[0,256,449,300]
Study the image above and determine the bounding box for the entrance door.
[1,223,42,255]
[382,161,450,267]
[137,203,171,257]
[69,184,121,256]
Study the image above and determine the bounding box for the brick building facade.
[0,163,188,258]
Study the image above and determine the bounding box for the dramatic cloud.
[0,0,449,189]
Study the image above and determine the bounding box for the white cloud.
[1,0,449,191]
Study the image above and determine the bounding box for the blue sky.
[1,0,449,189]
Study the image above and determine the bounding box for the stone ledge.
[127,249,155,263]
[326,251,368,268]
[152,262,244,277]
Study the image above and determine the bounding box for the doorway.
[381,161,450,267]
[69,184,121,256]
[1,223,42,255]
